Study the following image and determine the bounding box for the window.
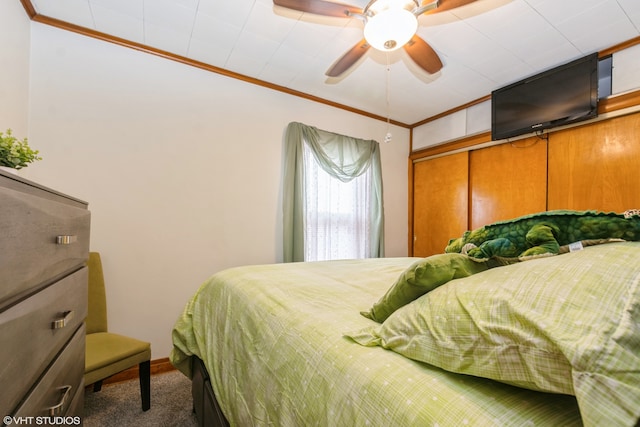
[283,122,384,262]
[303,141,372,261]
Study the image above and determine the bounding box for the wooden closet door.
[412,152,468,257]
[548,112,640,212]
[469,137,548,229]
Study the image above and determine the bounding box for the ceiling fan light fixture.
[364,7,418,52]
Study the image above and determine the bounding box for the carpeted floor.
[83,370,198,427]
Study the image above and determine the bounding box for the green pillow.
[347,242,640,427]
[361,253,489,323]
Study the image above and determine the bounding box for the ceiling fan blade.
[273,0,362,17]
[422,0,478,13]
[325,39,370,77]
[404,35,443,74]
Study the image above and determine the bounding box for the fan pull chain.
[384,53,392,143]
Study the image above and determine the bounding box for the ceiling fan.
[273,0,478,77]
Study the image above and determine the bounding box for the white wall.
[0,0,31,133]
[612,43,640,95]
[19,22,409,358]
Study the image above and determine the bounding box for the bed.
[170,240,640,427]
[170,236,640,427]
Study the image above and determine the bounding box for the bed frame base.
[191,357,229,427]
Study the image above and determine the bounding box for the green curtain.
[283,122,385,262]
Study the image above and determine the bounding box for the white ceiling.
[26,0,640,125]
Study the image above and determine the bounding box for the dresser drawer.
[64,377,85,419]
[0,186,90,309]
[0,268,87,415]
[13,324,85,419]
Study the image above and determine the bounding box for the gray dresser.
[0,170,90,422]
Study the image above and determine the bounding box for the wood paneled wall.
[412,152,468,256]
[469,138,548,229]
[548,112,640,212]
[410,110,640,257]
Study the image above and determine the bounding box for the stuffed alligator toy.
[362,209,640,323]
[445,209,640,261]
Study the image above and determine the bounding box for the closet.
[410,111,640,257]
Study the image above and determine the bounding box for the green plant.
[0,128,42,169]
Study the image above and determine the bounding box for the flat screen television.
[491,53,599,140]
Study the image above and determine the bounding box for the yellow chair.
[85,252,151,411]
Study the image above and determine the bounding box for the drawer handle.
[56,235,78,245]
[48,385,72,416]
[52,311,74,329]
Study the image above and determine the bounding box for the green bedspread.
[346,243,640,427]
[171,257,584,426]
